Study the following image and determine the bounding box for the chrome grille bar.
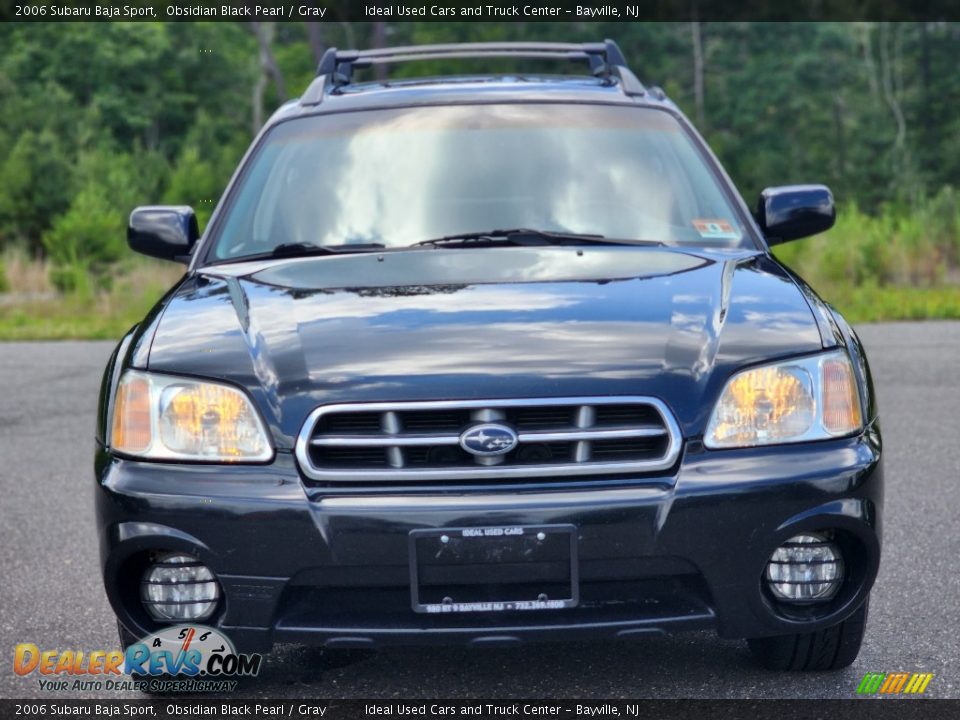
[309,426,667,447]
[311,435,460,447]
[381,411,404,469]
[573,405,595,464]
[296,396,683,483]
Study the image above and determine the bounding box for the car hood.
[143,247,825,447]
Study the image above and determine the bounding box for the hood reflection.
[147,250,824,445]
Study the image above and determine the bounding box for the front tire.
[747,597,869,671]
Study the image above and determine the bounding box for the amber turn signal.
[822,357,862,435]
[111,374,152,454]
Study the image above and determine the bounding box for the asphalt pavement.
[1,322,958,699]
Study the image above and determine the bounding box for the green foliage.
[42,188,124,293]
[0,264,182,340]
[0,262,8,293]
[164,147,220,229]
[40,149,164,292]
[773,187,960,322]
[776,187,960,290]
[820,285,960,323]
[163,112,248,228]
[0,22,261,324]
[0,129,73,252]
[0,21,958,336]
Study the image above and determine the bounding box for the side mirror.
[755,185,835,245]
[127,206,199,263]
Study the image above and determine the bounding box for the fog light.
[765,533,843,602]
[141,553,220,621]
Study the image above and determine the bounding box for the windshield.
[209,104,753,261]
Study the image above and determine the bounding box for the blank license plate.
[409,525,578,614]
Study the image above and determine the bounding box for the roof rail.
[300,39,645,106]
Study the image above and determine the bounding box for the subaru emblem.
[459,423,519,457]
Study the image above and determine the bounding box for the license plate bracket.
[409,524,578,614]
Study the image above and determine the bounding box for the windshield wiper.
[236,242,386,262]
[409,229,664,249]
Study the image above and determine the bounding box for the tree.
[0,130,73,253]
[251,22,287,133]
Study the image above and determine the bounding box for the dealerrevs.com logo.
[14,625,262,693]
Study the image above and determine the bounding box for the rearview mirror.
[755,185,835,245]
[127,206,199,263]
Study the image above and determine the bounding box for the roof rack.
[300,40,645,106]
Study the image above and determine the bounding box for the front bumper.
[95,427,882,653]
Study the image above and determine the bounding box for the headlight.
[110,370,273,462]
[704,351,862,449]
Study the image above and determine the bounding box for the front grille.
[295,397,682,483]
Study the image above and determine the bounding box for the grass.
[2,191,960,341]
[773,188,960,323]
[0,248,182,341]
[3,255,956,340]
[800,283,960,323]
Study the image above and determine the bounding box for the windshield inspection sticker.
[693,219,739,239]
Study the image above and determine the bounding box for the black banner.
[1,0,959,22]
[0,699,956,719]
